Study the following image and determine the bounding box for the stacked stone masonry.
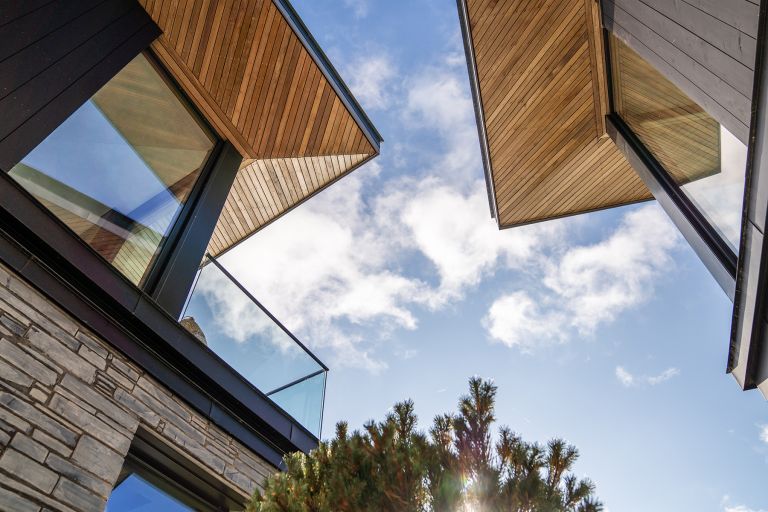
[0,262,273,511]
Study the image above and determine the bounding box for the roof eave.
[274,0,383,152]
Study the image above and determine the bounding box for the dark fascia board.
[729,0,768,392]
[0,173,319,468]
[456,0,498,222]
[272,0,383,152]
[497,196,653,230]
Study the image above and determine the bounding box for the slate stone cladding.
[0,262,273,511]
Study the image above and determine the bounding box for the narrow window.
[609,34,748,253]
[8,53,217,285]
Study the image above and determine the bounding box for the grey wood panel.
[604,3,751,143]
[0,0,160,171]
[609,0,753,97]
[634,0,756,68]
[682,0,760,37]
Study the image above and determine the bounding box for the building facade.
[0,1,380,510]
[458,0,768,397]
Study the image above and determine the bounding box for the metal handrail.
[266,368,326,396]
[203,254,329,372]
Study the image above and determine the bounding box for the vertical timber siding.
[602,0,759,144]
[0,0,160,171]
[0,263,272,511]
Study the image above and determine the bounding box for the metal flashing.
[456,0,498,221]
[273,0,383,152]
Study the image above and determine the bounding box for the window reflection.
[106,474,193,512]
[9,54,216,285]
[609,35,747,252]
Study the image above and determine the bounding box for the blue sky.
[213,1,768,510]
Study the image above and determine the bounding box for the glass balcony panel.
[267,371,327,439]
[609,35,747,253]
[182,256,326,437]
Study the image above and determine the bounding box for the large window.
[9,53,217,286]
[107,434,244,512]
[609,35,748,253]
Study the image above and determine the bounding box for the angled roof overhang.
[138,0,382,256]
[458,0,651,228]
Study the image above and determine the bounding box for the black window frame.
[5,48,224,296]
[110,427,247,512]
[603,29,739,297]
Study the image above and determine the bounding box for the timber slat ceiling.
[464,0,651,227]
[138,0,379,255]
[208,154,369,255]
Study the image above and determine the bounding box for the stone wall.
[0,262,274,511]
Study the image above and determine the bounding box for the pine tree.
[249,377,602,512]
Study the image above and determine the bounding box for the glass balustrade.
[181,255,327,437]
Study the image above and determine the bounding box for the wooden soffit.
[460,0,651,228]
[138,0,381,255]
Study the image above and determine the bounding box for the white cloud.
[615,366,635,387]
[215,171,425,372]
[397,181,562,306]
[614,366,680,387]
[343,0,370,19]
[544,206,680,334]
[722,495,768,512]
[403,67,480,184]
[346,55,396,111]
[484,292,567,350]
[485,204,681,348]
[214,169,561,370]
[646,367,680,385]
[760,425,768,445]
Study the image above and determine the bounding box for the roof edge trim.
[456,0,498,222]
[273,0,383,151]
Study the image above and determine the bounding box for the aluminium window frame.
[2,47,224,298]
[130,49,224,294]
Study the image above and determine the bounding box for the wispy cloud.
[615,366,635,387]
[725,506,768,512]
[483,292,567,351]
[615,366,680,388]
[484,205,681,349]
[722,495,768,512]
[760,425,768,445]
[346,55,396,110]
[403,64,480,185]
[342,0,370,19]
[646,367,680,385]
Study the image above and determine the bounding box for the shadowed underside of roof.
[138,0,381,256]
[460,0,651,228]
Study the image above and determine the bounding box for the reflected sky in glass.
[681,126,747,251]
[8,53,215,285]
[183,259,326,436]
[106,474,192,512]
[610,35,748,254]
[20,100,179,220]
